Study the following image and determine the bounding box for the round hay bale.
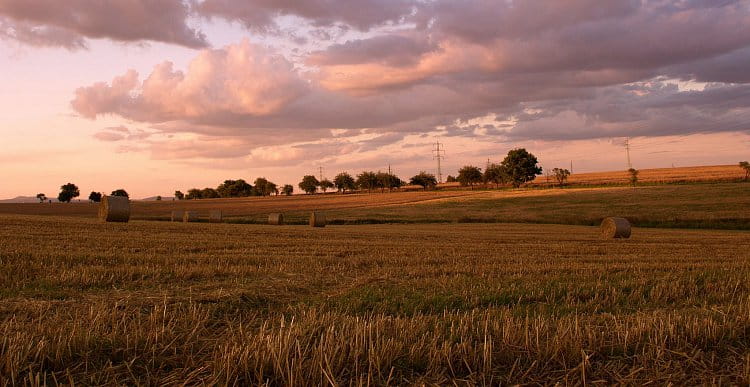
[209,210,223,223]
[183,211,199,223]
[268,213,284,225]
[310,212,326,228]
[171,210,185,222]
[98,195,130,223]
[601,217,631,239]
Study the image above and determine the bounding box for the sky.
[1,0,749,199]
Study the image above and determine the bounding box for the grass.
[265,182,750,230]
[1,215,749,384]
[2,182,748,231]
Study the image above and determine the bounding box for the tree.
[319,179,335,193]
[186,188,203,200]
[174,190,185,200]
[740,161,750,181]
[217,179,253,197]
[299,175,320,194]
[57,183,80,203]
[156,195,162,201]
[457,165,483,188]
[36,193,46,203]
[267,182,278,196]
[253,177,275,196]
[111,189,129,198]
[628,168,639,186]
[483,163,506,188]
[334,172,356,193]
[282,184,294,196]
[446,175,457,183]
[356,171,379,192]
[410,171,438,190]
[201,188,220,198]
[501,148,542,188]
[552,168,571,188]
[376,172,403,192]
[88,191,102,202]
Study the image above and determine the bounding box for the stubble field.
[1,210,750,384]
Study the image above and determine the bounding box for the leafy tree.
[267,182,278,196]
[445,175,457,183]
[111,189,129,198]
[57,183,80,203]
[174,190,185,200]
[319,179,335,193]
[201,188,221,198]
[334,172,356,193]
[186,188,203,200]
[356,171,379,192]
[628,168,639,186]
[410,171,438,190]
[552,168,571,188]
[36,193,46,203]
[216,179,253,198]
[483,163,506,188]
[501,148,542,187]
[740,161,750,181]
[299,175,320,194]
[88,191,102,202]
[457,165,483,188]
[282,184,294,196]
[156,195,162,201]
[253,177,275,196]
[376,172,403,192]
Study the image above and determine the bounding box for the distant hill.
[0,196,58,203]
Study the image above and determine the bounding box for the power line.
[625,137,632,169]
[432,140,446,183]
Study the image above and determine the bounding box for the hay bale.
[183,211,199,223]
[209,210,223,223]
[171,210,184,222]
[310,212,326,228]
[601,217,631,239]
[98,195,130,223]
[268,213,284,225]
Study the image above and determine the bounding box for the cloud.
[92,131,126,142]
[312,0,750,92]
[92,125,153,142]
[0,0,207,49]
[72,40,309,121]
[72,0,750,162]
[194,0,415,32]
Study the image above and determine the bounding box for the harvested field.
[321,182,750,230]
[0,190,484,220]
[0,215,749,384]
[1,182,748,230]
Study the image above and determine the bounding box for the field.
[2,181,748,230]
[1,215,749,384]
[1,172,750,384]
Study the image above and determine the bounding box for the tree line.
[174,178,287,200]
[43,149,746,202]
[36,184,129,203]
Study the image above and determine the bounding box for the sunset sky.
[1,0,749,199]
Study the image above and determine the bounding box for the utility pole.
[625,137,632,169]
[318,166,324,182]
[432,140,446,183]
[570,160,573,174]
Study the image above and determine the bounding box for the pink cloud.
[72,40,308,122]
[69,0,750,162]
[0,0,206,49]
